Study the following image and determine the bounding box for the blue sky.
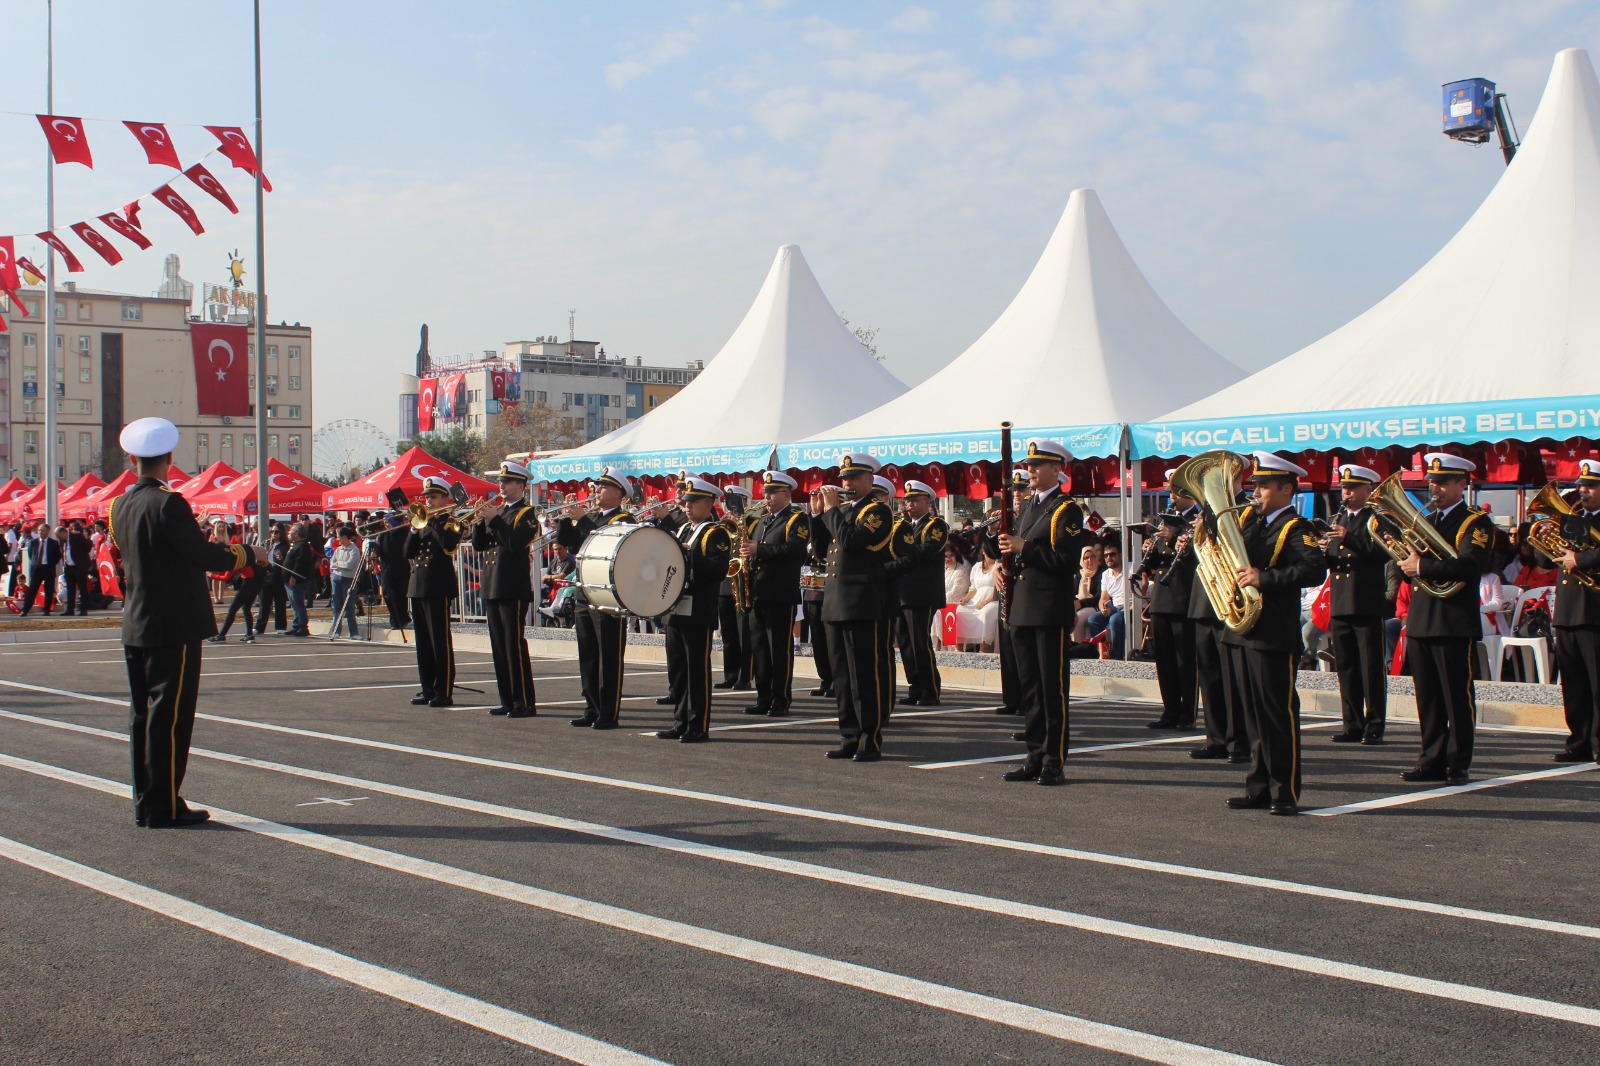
[4,1,1598,441]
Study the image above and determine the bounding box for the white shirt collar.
[1436,499,1464,518]
[1265,503,1296,524]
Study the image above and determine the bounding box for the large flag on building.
[417,377,438,432]
[189,323,251,416]
[438,372,465,420]
[504,370,521,401]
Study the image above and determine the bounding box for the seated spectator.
[1072,544,1104,641]
[1386,579,1412,675]
[942,545,970,605]
[1513,550,1559,590]
[1086,543,1126,658]
[956,549,1002,652]
[1301,581,1329,668]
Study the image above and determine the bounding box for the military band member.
[813,452,896,762]
[111,417,264,827]
[1143,475,1199,730]
[991,468,1032,718]
[803,489,834,698]
[741,471,811,717]
[406,476,463,708]
[893,480,948,707]
[557,467,636,729]
[658,478,735,742]
[714,484,754,691]
[472,460,541,718]
[1320,464,1390,744]
[1552,458,1600,763]
[995,439,1086,786]
[1186,484,1247,762]
[1398,453,1492,785]
[1222,453,1327,816]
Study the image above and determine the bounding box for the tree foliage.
[409,425,482,474]
[473,403,585,471]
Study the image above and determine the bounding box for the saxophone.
[1168,450,1262,635]
[722,503,766,613]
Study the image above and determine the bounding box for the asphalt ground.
[1,633,1597,1065]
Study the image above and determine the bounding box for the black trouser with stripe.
[1330,614,1387,737]
[1197,619,1245,754]
[381,577,410,631]
[1407,635,1475,773]
[1012,624,1071,772]
[410,597,456,702]
[125,641,204,823]
[1150,613,1196,726]
[897,606,942,703]
[828,619,892,756]
[666,618,714,736]
[803,596,832,691]
[1558,626,1600,758]
[1227,645,1301,804]
[718,594,748,685]
[487,598,536,711]
[751,601,798,711]
[999,622,1022,713]
[575,605,627,723]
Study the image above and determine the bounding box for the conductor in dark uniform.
[994,439,1087,787]
[1223,453,1328,816]
[109,417,263,827]
[741,471,811,717]
[813,451,897,762]
[1320,464,1391,744]
[1142,477,1198,730]
[893,480,948,707]
[557,467,636,728]
[472,460,542,718]
[1553,458,1600,762]
[406,476,463,707]
[658,477,734,742]
[1398,453,1492,785]
[714,485,754,690]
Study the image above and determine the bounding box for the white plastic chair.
[1495,586,1555,683]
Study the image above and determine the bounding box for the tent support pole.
[1118,428,1133,661]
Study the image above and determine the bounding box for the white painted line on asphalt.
[3,701,1594,944]
[704,705,995,734]
[0,834,668,1066]
[0,679,125,706]
[914,721,1348,769]
[203,662,496,678]
[77,648,417,663]
[0,757,1267,1065]
[1310,763,1600,817]
[296,796,370,807]
[296,669,670,694]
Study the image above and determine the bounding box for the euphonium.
[1168,450,1262,635]
[1364,472,1465,598]
[1527,482,1600,591]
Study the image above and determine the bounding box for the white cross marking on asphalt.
[295,796,369,807]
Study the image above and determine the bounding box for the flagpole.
[44,0,58,524]
[252,0,269,540]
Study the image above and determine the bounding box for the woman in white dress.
[957,551,1002,651]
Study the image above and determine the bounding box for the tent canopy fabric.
[782,189,1241,469]
[191,458,333,514]
[0,477,29,511]
[528,244,906,483]
[0,480,63,520]
[178,460,242,502]
[1136,48,1600,458]
[324,446,497,510]
[56,473,106,508]
[62,470,133,520]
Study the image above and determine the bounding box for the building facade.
[0,282,313,484]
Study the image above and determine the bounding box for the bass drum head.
[610,525,686,616]
[574,524,631,613]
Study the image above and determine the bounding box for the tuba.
[1364,472,1465,598]
[1169,450,1262,635]
[1527,482,1600,590]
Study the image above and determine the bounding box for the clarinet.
[998,421,1017,625]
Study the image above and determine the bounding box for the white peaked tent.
[1137,47,1600,459]
[528,244,906,482]
[780,188,1243,470]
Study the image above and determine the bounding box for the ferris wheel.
[313,419,394,484]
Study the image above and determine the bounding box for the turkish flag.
[123,121,181,168]
[124,201,143,228]
[70,222,124,266]
[184,162,240,214]
[152,184,205,235]
[417,378,438,432]
[37,231,85,273]
[204,126,272,191]
[0,237,22,294]
[16,256,45,285]
[37,114,94,167]
[939,605,960,647]
[190,323,251,416]
[490,368,507,399]
[98,211,154,250]
[96,542,123,599]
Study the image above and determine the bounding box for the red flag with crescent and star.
[417,378,439,433]
[123,121,181,168]
[189,322,251,416]
[0,237,24,298]
[490,367,507,399]
[37,231,85,273]
[69,222,124,266]
[153,184,205,235]
[184,162,240,214]
[97,211,153,250]
[37,115,94,167]
[203,126,272,191]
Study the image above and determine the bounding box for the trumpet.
[1527,482,1600,590]
[1365,472,1466,598]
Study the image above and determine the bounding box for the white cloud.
[604,26,703,89]
[576,124,630,160]
[891,7,938,33]
[800,18,860,50]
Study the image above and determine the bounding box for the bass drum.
[574,524,687,616]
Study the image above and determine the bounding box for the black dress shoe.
[743,706,772,715]
[146,807,211,828]
[1037,769,1067,786]
[680,732,708,744]
[1189,745,1229,760]
[733,683,753,692]
[429,697,453,708]
[1146,719,1181,730]
[591,720,618,730]
[852,750,881,762]
[1552,750,1593,763]
[810,687,834,698]
[507,707,536,718]
[410,693,432,705]
[654,695,677,705]
[488,706,510,716]
[1011,731,1028,742]
[1445,770,1470,786]
[570,714,598,727]
[824,744,857,759]
[766,708,790,717]
[1269,800,1299,816]
[1228,752,1251,764]
[207,635,227,644]
[1400,768,1446,782]
[655,728,684,740]
[713,680,737,690]
[1361,733,1385,746]
[1002,764,1041,782]
[1330,731,1364,744]
[1226,794,1271,810]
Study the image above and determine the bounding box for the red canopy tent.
[322,446,497,511]
[0,480,65,521]
[61,469,137,521]
[179,460,243,502]
[190,458,333,515]
[0,477,27,512]
[54,472,106,515]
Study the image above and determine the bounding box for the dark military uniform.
[664,519,734,740]
[813,496,897,758]
[716,510,756,688]
[1190,505,1248,760]
[745,503,811,715]
[405,516,462,706]
[1142,508,1198,729]
[1324,506,1391,741]
[1554,506,1600,760]
[373,519,412,631]
[1004,486,1087,776]
[471,500,541,714]
[109,477,250,826]
[1404,503,1492,777]
[893,511,948,706]
[802,539,833,696]
[1222,505,1327,806]
[557,506,635,726]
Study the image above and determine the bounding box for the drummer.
[657,477,735,742]
[556,467,637,729]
